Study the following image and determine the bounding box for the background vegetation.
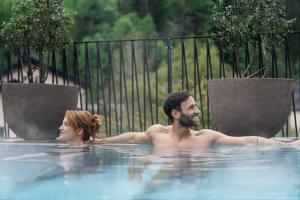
[0,0,299,45]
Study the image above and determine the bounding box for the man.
[95,91,300,149]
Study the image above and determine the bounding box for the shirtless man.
[95,91,300,148]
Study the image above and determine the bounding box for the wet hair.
[163,91,191,122]
[65,110,102,141]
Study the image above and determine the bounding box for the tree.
[211,0,296,77]
[1,0,74,83]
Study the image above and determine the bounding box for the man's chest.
[151,134,211,148]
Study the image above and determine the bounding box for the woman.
[57,110,102,147]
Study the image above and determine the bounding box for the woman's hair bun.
[92,114,102,126]
[90,114,102,136]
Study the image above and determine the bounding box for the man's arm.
[93,131,151,144]
[200,129,290,146]
[93,124,164,145]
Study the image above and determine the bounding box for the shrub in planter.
[209,0,296,137]
[0,0,77,140]
[0,0,74,83]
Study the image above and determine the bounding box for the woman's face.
[57,117,77,142]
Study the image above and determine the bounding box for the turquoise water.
[0,142,300,200]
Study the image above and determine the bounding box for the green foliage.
[112,13,158,40]
[0,0,13,28]
[117,0,214,37]
[211,0,296,50]
[166,0,214,35]
[0,0,14,70]
[68,0,119,41]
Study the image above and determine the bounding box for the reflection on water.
[1,143,300,200]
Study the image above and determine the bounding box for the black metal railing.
[1,32,300,138]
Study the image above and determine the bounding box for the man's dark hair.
[163,91,191,122]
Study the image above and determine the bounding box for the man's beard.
[179,113,199,128]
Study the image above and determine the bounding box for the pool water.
[0,142,300,200]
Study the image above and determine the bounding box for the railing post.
[166,38,173,94]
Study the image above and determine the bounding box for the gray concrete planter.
[208,78,294,138]
[2,83,79,140]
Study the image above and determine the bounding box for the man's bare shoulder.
[146,124,169,135]
[194,129,223,138]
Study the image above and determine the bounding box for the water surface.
[0,142,300,200]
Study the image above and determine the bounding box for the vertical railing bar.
[85,42,94,113]
[181,39,189,90]
[6,50,13,82]
[286,121,289,138]
[62,48,66,85]
[155,40,159,124]
[107,42,112,136]
[292,92,298,137]
[232,50,240,78]
[236,47,241,78]
[84,42,89,110]
[62,47,70,85]
[61,48,66,85]
[73,43,77,85]
[271,46,275,78]
[143,40,146,130]
[284,38,289,137]
[131,41,135,131]
[120,41,131,131]
[108,43,119,134]
[27,48,33,83]
[184,39,189,90]
[218,38,226,78]
[54,51,58,84]
[207,39,213,80]
[119,41,123,133]
[0,68,2,85]
[285,38,291,137]
[206,39,213,128]
[181,39,184,90]
[221,39,226,78]
[166,38,173,125]
[194,40,197,101]
[96,42,108,137]
[17,50,20,82]
[167,38,173,94]
[74,43,83,110]
[231,48,235,78]
[194,38,205,128]
[145,40,154,125]
[18,47,24,82]
[286,39,292,79]
[271,46,277,78]
[258,38,264,77]
[298,33,300,136]
[285,38,288,78]
[96,43,100,115]
[51,50,58,84]
[287,37,294,137]
[274,47,279,78]
[245,42,250,77]
[281,127,285,137]
[132,41,143,131]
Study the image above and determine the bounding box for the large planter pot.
[208,78,294,138]
[1,83,79,140]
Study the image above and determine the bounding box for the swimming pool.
[0,141,300,200]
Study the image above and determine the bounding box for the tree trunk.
[39,51,48,83]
